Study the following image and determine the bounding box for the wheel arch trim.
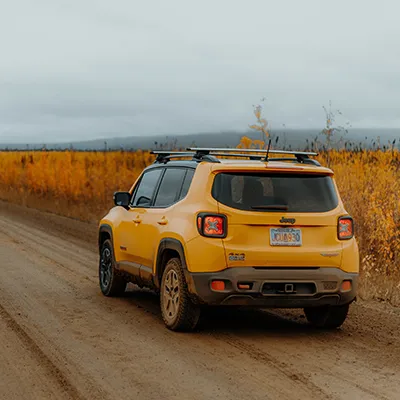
[154,238,188,288]
[98,224,114,251]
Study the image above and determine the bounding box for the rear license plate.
[270,228,302,247]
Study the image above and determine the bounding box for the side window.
[131,169,163,207]
[154,168,187,207]
[178,169,195,200]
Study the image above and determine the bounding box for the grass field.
[0,148,399,304]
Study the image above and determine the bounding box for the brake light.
[197,213,227,238]
[204,216,224,235]
[338,216,354,240]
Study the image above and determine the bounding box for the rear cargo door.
[212,172,343,268]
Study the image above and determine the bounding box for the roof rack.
[150,151,192,162]
[187,147,320,166]
[187,147,318,156]
[150,150,221,164]
[150,148,320,166]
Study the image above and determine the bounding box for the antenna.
[264,139,272,161]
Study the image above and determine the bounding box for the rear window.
[212,173,338,213]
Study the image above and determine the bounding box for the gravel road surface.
[0,202,399,400]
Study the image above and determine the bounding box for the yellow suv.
[99,147,359,331]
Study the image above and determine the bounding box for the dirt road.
[0,202,399,400]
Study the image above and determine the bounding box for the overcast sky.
[0,0,399,143]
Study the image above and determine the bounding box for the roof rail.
[150,148,321,166]
[186,147,320,165]
[186,147,318,156]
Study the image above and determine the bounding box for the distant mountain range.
[0,128,398,151]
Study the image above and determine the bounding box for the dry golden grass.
[0,151,153,221]
[0,149,399,304]
[318,150,400,304]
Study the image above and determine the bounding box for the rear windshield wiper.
[251,205,289,211]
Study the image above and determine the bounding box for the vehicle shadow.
[200,307,314,334]
[121,285,343,338]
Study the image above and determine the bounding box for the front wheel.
[99,239,127,297]
[304,304,350,329]
[160,258,201,332]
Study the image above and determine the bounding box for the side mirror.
[113,192,131,207]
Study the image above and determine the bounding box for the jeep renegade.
[98,148,359,331]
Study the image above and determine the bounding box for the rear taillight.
[197,213,227,238]
[338,216,354,240]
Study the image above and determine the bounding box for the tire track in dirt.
[213,332,334,399]
[0,217,96,280]
[215,331,391,400]
[0,303,84,400]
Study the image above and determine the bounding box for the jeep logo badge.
[280,217,296,224]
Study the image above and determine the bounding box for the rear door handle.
[157,217,168,226]
[133,216,142,224]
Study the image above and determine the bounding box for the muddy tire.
[304,304,349,329]
[160,258,201,332]
[99,239,127,297]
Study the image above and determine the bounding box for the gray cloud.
[1,0,399,143]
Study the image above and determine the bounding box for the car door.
[138,167,194,272]
[116,167,163,273]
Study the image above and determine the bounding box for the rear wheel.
[99,239,127,297]
[304,304,349,329]
[160,258,201,331]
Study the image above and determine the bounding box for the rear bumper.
[185,267,358,307]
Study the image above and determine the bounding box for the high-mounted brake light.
[197,213,227,238]
[338,216,354,240]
